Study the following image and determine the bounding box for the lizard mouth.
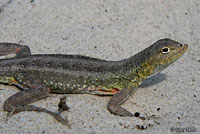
[175,43,188,57]
[179,44,188,55]
[169,43,188,64]
[183,44,188,51]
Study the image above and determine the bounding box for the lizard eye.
[161,47,170,54]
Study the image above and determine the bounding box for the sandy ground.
[0,0,199,134]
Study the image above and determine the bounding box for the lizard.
[0,38,188,128]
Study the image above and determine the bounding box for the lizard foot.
[51,112,71,129]
[5,109,17,121]
[107,104,133,117]
[4,104,71,128]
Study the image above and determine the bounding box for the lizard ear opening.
[161,47,170,54]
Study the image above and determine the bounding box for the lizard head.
[144,38,188,75]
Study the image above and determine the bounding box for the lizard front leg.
[3,74,70,128]
[107,87,138,117]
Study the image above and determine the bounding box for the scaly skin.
[0,43,31,59]
[0,39,188,128]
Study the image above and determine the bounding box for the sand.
[0,0,199,133]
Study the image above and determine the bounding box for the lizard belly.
[38,70,132,95]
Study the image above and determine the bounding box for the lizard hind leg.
[3,74,71,128]
[0,43,31,59]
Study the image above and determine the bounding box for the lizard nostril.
[179,44,183,47]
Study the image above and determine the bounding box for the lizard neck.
[118,47,155,84]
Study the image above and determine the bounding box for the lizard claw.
[52,113,71,129]
[5,109,19,121]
